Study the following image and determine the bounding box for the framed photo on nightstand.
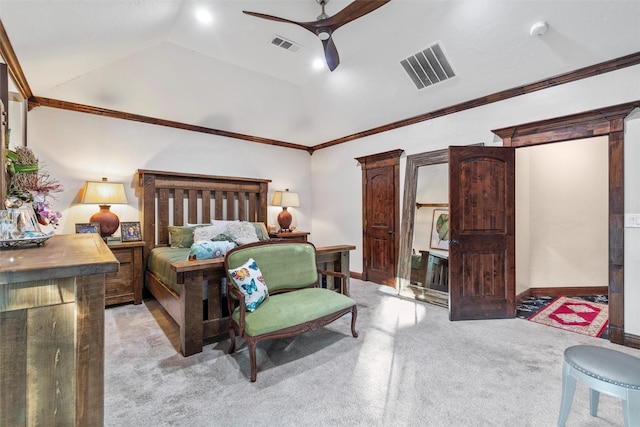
[75,222,101,234]
[121,221,142,242]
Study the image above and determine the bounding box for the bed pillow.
[188,240,236,261]
[168,225,202,248]
[227,258,269,312]
[252,222,270,241]
[225,221,259,245]
[194,222,229,242]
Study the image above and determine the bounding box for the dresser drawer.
[105,262,133,294]
[111,249,133,264]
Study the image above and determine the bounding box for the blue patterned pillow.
[228,258,269,312]
[188,240,236,260]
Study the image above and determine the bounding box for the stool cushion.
[565,345,640,389]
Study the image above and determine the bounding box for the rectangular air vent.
[401,42,455,90]
[271,35,302,52]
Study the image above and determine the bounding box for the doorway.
[356,149,403,286]
[397,101,638,346]
[515,137,608,296]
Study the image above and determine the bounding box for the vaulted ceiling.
[0,0,638,148]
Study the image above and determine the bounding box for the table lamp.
[82,177,128,237]
[271,189,299,232]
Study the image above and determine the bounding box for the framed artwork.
[76,222,101,234]
[121,221,142,242]
[429,209,450,251]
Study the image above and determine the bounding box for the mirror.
[7,92,26,147]
[397,148,449,306]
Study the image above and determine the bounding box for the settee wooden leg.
[248,340,258,382]
[228,328,236,354]
[351,306,358,338]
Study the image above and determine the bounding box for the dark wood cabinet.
[106,240,144,306]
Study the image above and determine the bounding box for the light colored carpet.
[104,279,640,426]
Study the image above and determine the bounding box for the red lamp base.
[90,205,120,237]
[277,207,292,232]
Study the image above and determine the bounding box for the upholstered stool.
[558,345,640,426]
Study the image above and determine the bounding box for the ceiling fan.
[243,0,391,71]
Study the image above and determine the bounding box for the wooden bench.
[224,241,358,381]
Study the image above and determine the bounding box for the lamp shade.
[82,178,128,237]
[271,190,300,208]
[82,179,128,205]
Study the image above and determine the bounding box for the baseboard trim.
[350,271,363,280]
[516,289,532,305]
[624,332,640,350]
[527,286,609,298]
[516,286,608,305]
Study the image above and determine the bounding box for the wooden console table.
[316,244,356,296]
[0,234,119,426]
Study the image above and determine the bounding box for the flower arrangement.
[5,146,63,228]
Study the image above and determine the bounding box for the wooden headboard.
[137,169,271,258]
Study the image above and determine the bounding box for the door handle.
[451,239,460,245]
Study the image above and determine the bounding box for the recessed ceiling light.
[196,9,213,24]
[312,59,325,70]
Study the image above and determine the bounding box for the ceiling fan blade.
[243,11,302,27]
[319,0,391,32]
[322,35,340,71]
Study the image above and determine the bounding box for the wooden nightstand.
[268,231,310,243]
[105,240,144,306]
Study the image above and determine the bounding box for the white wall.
[24,108,312,236]
[515,137,608,294]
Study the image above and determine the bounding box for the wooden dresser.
[0,234,119,426]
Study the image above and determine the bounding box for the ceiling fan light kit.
[243,0,391,71]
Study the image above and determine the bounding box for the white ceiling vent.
[401,42,456,90]
[271,35,302,52]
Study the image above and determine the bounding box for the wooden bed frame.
[137,169,356,357]
[138,169,271,356]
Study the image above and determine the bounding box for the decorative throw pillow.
[225,221,259,245]
[227,258,269,312]
[188,240,236,260]
[168,225,201,248]
[212,233,236,242]
[194,222,229,242]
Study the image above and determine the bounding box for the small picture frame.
[121,221,142,242]
[76,222,101,234]
[430,209,450,251]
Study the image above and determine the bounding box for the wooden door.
[448,146,515,320]
[356,150,403,286]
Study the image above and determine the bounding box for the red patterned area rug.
[528,296,609,338]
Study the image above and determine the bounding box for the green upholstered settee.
[224,241,358,381]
